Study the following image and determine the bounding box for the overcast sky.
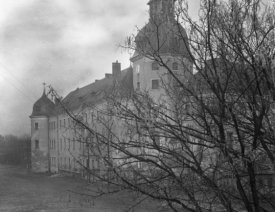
[0,0,202,136]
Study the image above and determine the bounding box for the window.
[97,111,100,121]
[60,138,62,151]
[172,62,179,70]
[64,119,66,128]
[64,139,66,150]
[35,140,39,149]
[152,79,159,89]
[137,82,140,90]
[91,112,94,122]
[226,131,234,149]
[136,64,140,73]
[186,103,191,114]
[268,177,273,188]
[35,122,38,130]
[59,120,62,128]
[152,61,159,70]
[83,113,88,123]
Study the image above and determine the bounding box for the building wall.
[49,113,83,174]
[30,116,49,172]
[46,102,110,179]
[132,56,192,101]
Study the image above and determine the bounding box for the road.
[0,164,164,212]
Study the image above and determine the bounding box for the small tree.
[0,134,31,167]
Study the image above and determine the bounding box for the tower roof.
[30,90,55,117]
[131,0,191,61]
[148,0,175,22]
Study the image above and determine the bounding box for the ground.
[0,164,166,212]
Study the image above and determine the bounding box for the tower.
[131,0,192,100]
[30,85,55,172]
[148,0,175,22]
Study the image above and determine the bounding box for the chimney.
[105,73,112,79]
[112,60,121,77]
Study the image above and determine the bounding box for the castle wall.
[132,56,192,101]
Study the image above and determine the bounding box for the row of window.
[49,122,56,130]
[48,112,102,131]
[50,139,56,149]
[35,121,68,131]
[58,157,100,171]
[59,138,78,152]
[59,157,78,170]
[149,62,179,71]
[135,62,179,75]
[36,137,86,152]
[136,79,160,90]
[50,157,57,167]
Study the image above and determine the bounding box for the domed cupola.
[131,0,191,61]
[30,89,55,117]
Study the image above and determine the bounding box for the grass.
[0,165,165,212]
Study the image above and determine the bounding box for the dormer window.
[152,62,159,70]
[172,62,179,70]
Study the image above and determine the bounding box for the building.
[29,0,191,175]
[30,0,274,196]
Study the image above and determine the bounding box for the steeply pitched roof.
[30,92,55,117]
[193,57,274,96]
[57,67,133,112]
[131,20,191,62]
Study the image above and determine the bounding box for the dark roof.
[193,57,274,96]
[57,67,133,112]
[30,91,55,117]
[131,19,191,61]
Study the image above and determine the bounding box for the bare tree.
[49,0,275,211]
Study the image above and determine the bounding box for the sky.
[0,0,202,136]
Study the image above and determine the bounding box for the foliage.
[0,134,31,167]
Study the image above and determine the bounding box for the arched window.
[152,61,159,70]
[172,62,179,70]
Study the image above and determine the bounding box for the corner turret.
[30,85,55,173]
